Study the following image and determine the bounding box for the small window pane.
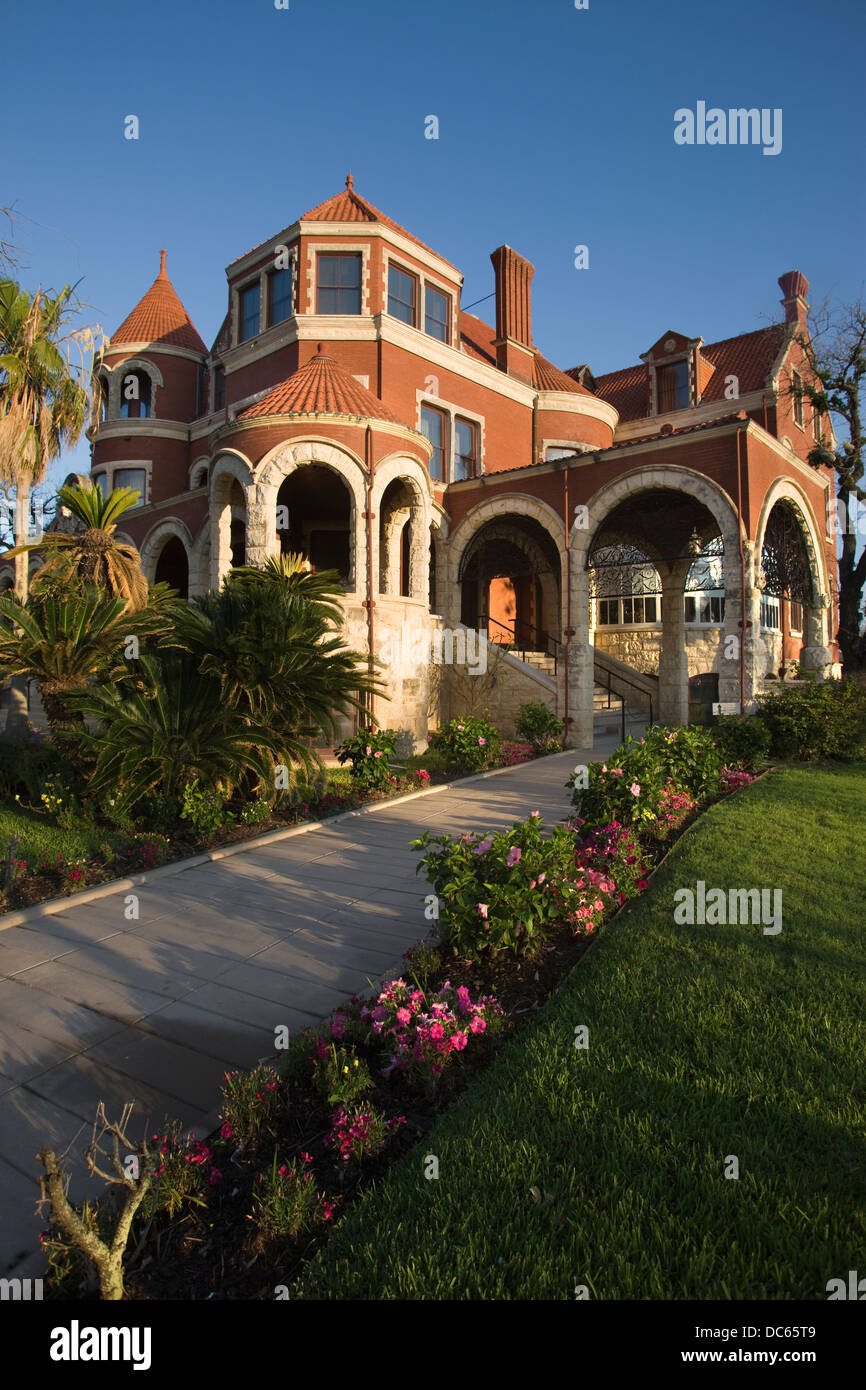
[387,265,416,326]
[317,254,362,314]
[269,268,293,326]
[240,284,260,342]
[420,406,446,481]
[644,596,658,622]
[214,368,225,411]
[454,417,477,480]
[425,286,450,343]
[119,371,151,419]
[113,469,146,505]
[658,360,689,412]
[92,474,107,498]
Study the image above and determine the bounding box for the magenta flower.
[506,846,522,867]
[473,838,493,856]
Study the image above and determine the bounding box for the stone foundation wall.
[593,627,726,679]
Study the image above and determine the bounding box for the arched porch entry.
[140,519,194,600]
[570,469,743,745]
[457,515,562,658]
[209,452,254,588]
[755,490,831,676]
[277,464,353,587]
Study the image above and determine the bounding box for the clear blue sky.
[4,0,864,489]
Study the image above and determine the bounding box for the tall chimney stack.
[778,270,809,332]
[490,245,535,381]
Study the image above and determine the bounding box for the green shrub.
[712,713,772,770]
[180,777,233,839]
[515,701,563,754]
[756,679,866,762]
[311,1043,373,1106]
[336,726,398,792]
[251,1152,335,1236]
[427,716,502,775]
[220,1064,286,1147]
[0,736,65,804]
[570,726,724,832]
[412,813,576,956]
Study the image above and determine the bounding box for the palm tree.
[0,586,174,760]
[11,483,150,609]
[0,280,93,600]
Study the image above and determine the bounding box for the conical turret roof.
[110,250,206,353]
[237,344,407,426]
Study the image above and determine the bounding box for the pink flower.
[474,838,493,856]
[478,736,486,746]
[374,750,382,758]
[531,810,540,818]
[506,846,522,867]
[220,1122,233,1139]
[477,903,489,919]
[630,782,641,797]
[396,1007,411,1026]
[457,725,464,731]
[451,1031,468,1051]
[365,745,371,756]
[469,1016,486,1034]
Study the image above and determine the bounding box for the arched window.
[119,370,152,419]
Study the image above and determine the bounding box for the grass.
[0,799,106,866]
[293,763,866,1300]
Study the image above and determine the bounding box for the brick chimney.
[490,245,535,381]
[778,270,809,331]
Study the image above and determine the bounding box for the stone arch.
[189,520,211,597]
[139,518,194,596]
[373,458,432,601]
[446,494,567,645]
[209,450,255,586]
[753,478,828,598]
[753,478,831,670]
[189,457,210,489]
[567,465,745,744]
[253,438,368,592]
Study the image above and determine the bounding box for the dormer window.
[425,286,450,343]
[657,360,690,412]
[268,267,293,326]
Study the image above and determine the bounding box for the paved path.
[0,743,617,1274]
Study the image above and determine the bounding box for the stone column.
[209,500,233,590]
[657,560,690,726]
[799,595,833,675]
[408,506,429,601]
[246,482,277,570]
[565,558,594,748]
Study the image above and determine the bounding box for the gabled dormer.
[641,330,712,415]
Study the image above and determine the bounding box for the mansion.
[69,176,838,748]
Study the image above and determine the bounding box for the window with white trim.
[791,369,804,427]
[596,595,660,626]
[684,592,725,625]
[760,595,781,631]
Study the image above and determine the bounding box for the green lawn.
[294,763,866,1300]
[0,800,106,866]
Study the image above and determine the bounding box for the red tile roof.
[301,174,458,270]
[236,175,459,272]
[459,312,596,396]
[110,251,206,354]
[533,351,595,397]
[584,324,788,422]
[237,345,407,425]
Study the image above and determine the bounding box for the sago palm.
[11,482,149,609]
[73,650,282,814]
[0,586,174,752]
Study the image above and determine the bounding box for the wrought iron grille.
[684,534,724,593]
[588,545,661,600]
[760,503,813,603]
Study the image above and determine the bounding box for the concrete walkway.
[0,742,617,1275]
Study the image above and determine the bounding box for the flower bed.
[35,722,763,1301]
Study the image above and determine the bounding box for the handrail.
[594,659,654,738]
[478,613,561,658]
